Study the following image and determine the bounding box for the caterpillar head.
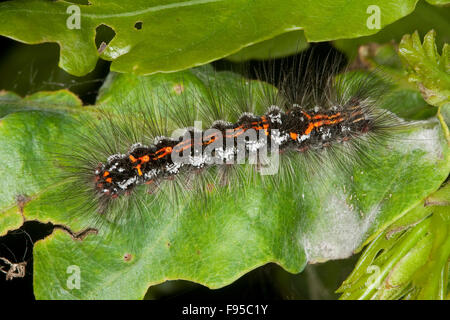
[93,157,137,198]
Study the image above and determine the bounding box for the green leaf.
[399,30,450,108]
[341,41,438,121]
[0,0,422,76]
[334,1,450,61]
[338,31,450,300]
[0,65,448,299]
[226,30,309,62]
[338,184,450,300]
[425,0,450,5]
[0,89,83,236]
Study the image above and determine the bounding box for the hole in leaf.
[0,221,54,299]
[373,249,384,260]
[134,21,143,30]
[95,24,116,54]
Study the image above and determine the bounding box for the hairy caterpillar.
[43,55,403,225]
[1,51,447,299]
[95,98,380,203]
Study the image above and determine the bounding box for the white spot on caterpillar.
[144,169,159,180]
[154,136,177,145]
[298,134,310,142]
[216,147,235,161]
[166,162,182,174]
[144,169,161,180]
[321,128,331,140]
[107,154,126,162]
[239,112,255,120]
[271,131,289,145]
[268,113,282,124]
[267,106,282,124]
[130,143,147,152]
[211,120,232,128]
[118,176,137,190]
[189,154,211,167]
[314,106,320,112]
[268,105,281,112]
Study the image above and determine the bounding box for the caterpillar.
[95,101,374,201]
[49,56,404,226]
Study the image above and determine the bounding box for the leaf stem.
[436,106,450,143]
